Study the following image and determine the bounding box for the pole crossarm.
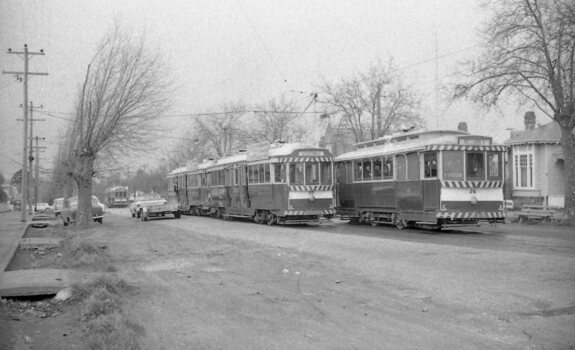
[2,71,49,76]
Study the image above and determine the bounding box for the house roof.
[504,121,561,145]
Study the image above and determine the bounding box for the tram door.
[231,164,250,214]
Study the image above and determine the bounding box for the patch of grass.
[59,235,113,270]
[85,312,143,350]
[70,275,142,349]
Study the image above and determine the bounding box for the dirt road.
[92,209,574,349]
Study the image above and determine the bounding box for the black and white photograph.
[0,0,574,349]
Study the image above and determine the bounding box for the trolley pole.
[3,45,48,221]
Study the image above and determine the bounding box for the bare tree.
[193,102,247,158]
[64,22,171,226]
[320,60,422,143]
[252,95,308,143]
[454,0,575,222]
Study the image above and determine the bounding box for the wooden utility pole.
[28,102,45,211]
[34,136,46,212]
[3,45,48,221]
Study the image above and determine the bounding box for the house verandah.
[505,112,566,209]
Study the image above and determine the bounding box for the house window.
[514,153,534,188]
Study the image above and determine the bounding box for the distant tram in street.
[334,129,507,230]
[105,186,129,208]
[167,142,335,225]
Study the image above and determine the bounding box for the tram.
[167,142,335,225]
[105,186,129,208]
[334,129,507,229]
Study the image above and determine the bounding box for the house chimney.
[457,122,468,132]
[524,111,536,130]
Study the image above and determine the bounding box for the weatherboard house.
[504,111,566,208]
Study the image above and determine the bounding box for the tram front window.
[443,151,464,180]
[321,162,332,184]
[305,163,320,185]
[289,163,305,185]
[466,152,485,180]
[487,152,502,180]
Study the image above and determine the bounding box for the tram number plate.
[469,189,477,194]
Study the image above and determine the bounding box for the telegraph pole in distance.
[28,102,45,212]
[3,44,48,222]
[34,136,47,212]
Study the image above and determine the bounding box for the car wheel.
[131,212,135,218]
[174,211,181,219]
[97,218,103,224]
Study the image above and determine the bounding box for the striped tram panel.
[440,181,503,188]
[436,211,504,219]
[426,145,507,152]
[278,157,332,163]
[288,185,333,192]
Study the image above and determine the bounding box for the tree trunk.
[74,155,94,227]
[559,125,575,224]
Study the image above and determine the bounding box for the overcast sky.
[0,0,533,179]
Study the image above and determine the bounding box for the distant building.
[504,111,567,208]
[319,124,355,157]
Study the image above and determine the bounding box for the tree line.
[51,0,574,226]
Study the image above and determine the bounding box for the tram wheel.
[266,214,276,226]
[395,219,406,230]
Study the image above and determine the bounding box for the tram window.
[289,163,304,185]
[234,168,239,185]
[396,155,406,181]
[363,160,372,181]
[424,152,438,178]
[372,158,382,180]
[344,162,352,183]
[321,162,332,184]
[443,151,464,180]
[274,163,285,183]
[201,174,206,187]
[225,169,231,186]
[383,157,393,180]
[354,161,362,181]
[248,166,255,183]
[264,164,270,183]
[487,152,502,179]
[407,153,420,180]
[466,152,485,180]
[305,163,320,185]
[257,164,263,183]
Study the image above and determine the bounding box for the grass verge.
[71,274,143,350]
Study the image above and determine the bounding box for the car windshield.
[67,196,100,207]
[137,194,163,201]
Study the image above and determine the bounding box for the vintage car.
[53,197,64,216]
[61,195,104,225]
[35,202,53,212]
[129,192,180,220]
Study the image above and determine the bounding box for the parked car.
[61,195,104,225]
[53,197,64,216]
[129,192,180,220]
[35,202,53,212]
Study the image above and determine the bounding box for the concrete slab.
[0,211,28,274]
[19,237,64,249]
[0,269,70,297]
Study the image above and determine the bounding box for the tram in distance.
[334,129,507,230]
[167,142,335,225]
[105,186,129,208]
